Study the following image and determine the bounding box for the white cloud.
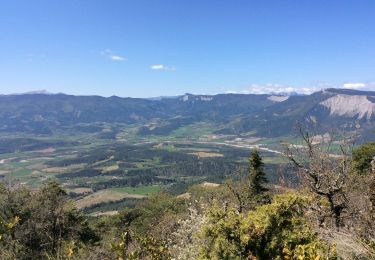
[244,84,319,95]
[224,90,239,94]
[101,49,127,61]
[229,82,375,96]
[110,55,126,61]
[342,82,366,90]
[151,64,164,70]
[150,64,176,71]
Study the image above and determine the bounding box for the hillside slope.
[0,88,374,140]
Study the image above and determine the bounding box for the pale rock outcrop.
[320,94,375,120]
[267,95,289,102]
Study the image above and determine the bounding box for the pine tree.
[248,149,268,195]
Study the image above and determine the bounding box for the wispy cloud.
[150,64,176,71]
[101,49,127,61]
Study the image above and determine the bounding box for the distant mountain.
[5,90,55,95]
[0,88,374,141]
[226,89,375,139]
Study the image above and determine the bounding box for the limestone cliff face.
[320,94,375,120]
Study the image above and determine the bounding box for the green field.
[0,128,292,213]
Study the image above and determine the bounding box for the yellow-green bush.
[199,193,336,259]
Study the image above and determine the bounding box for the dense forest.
[1,136,375,259]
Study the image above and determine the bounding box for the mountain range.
[0,88,374,141]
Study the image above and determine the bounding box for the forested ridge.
[1,89,375,141]
[1,139,375,259]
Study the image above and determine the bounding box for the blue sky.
[0,0,374,97]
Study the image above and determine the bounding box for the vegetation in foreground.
[1,138,375,259]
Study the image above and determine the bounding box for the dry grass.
[177,192,191,199]
[69,187,93,194]
[200,181,220,188]
[188,151,224,158]
[90,210,119,217]
[100,164,119,173]
[75,189,145,209]
[42,163,87,173]
[91,155,115,166]
[153,143,164,149]
[35,148,56,153]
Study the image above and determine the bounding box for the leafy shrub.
[352,142,375,175]
[199,193,336,259]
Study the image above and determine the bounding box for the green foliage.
[107,193,181,260]
[111,233,170,260]
[221,151,271,213]
[137,235,171,260]
[248,149,268,195]
[200,206,244,259]
[352,142,375,174]
[199,193,336,260]
[0,215,21,259]
[111,231,138,260]
[0,182,99,259]
[131,192,187,236]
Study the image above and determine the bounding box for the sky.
[0,0,374,97]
